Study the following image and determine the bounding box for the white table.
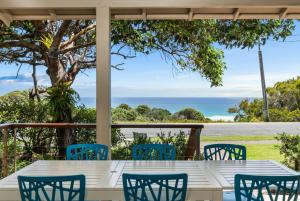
[0,160,298,201]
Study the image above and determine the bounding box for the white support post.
[96,6,111,157]
[0,10,12,26]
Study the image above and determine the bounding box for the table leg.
[212,191,223,201]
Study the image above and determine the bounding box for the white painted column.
[96,6,111,157]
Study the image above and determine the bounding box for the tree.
[0,19,295,149]
[135,105,151,116]
[229,77,300,122]
[112,107,137,121]
[45,82,79,156]
[216,19,295,121]
[149,108,171,121]
[117,104,132,110]
[173,108,205,121]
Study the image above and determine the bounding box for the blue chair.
[18,175,85,201]
[123,173,188,201]
[66,144,108,160]
[132,144,176,160]
[204,144,246,160]
[230,174,300,201]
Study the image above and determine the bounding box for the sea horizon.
[79,97,256,121]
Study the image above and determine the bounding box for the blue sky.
[0,25,300,98]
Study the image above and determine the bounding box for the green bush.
[112,107,137,121]
[117,104,132,110]
[173,108,205,121]
[229,77,300,122]
[276,133,300,171]
[111,131,188,160]
[135,105,151,116]
[150,108,171,121]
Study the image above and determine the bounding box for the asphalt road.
[120,122,300,138]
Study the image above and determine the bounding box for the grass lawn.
[245,144,283,162]
[200,135,283,162]
[201,135,277,141]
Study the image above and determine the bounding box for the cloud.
[0,73,49,85]
[111,85,262,98]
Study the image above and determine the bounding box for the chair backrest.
[132,144,176,160]
[18,175,85,201]
[123,173,188,201]
[66,144,108,160]
[203,143,246,160]
[235,174,300,201]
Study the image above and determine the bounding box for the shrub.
[112,108,137,121]
[135,105,151,116]
[173,108,205,121]
[275,133,300,171]
[117,104,132,110]
[150,108,171,121]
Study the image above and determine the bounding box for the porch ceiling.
[0,0,300,25]
[1,7,300,21]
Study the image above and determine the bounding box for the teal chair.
[132,144,176,160]
[224,174,300,201]
[66,144,108,160]
[18,175,85,201]
[123,173,188,201]
[204,144,246,160]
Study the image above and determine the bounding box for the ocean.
[80,97,249,121]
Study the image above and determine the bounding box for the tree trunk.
[47,58,76,158]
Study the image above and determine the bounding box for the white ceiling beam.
[233,8,240,20]
[188,8,194,21]
[0,10,12,26]
[142,8,147,21]
[13,15,95,20]
[48,9,57,21]
[279,8,289,19]
[238,13,279,19]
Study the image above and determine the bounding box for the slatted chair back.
[235,174,300,201]
[18,175,85,201]
[132,144,176,160]
[123,173,188,201]
[204,144,246,160]
[66,144,108,160]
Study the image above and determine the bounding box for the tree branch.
[59,41,96,54]
[60,24,96,49]
[50,20,72,50]
[0,41,40,51]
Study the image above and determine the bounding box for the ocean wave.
[208,115,235,121]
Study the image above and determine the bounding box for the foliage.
[112,107,138,121]
[112,104,213,122]
[275,133,300,171]
[111,131,188,160]
[229,77,300,122]
[157,131,188,160]
[216,20,294,49]
[150,108,172,121]
[267,77,300,111]
[135,105,151,116]
[45,82,79,122]
[117,104,132,110]
[0,19,295,88]
[172,108,205,121]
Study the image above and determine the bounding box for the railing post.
[1,127,8,177]
[13,128,17,172]
[195,128,202,160]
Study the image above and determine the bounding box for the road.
[120,122,300,138]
